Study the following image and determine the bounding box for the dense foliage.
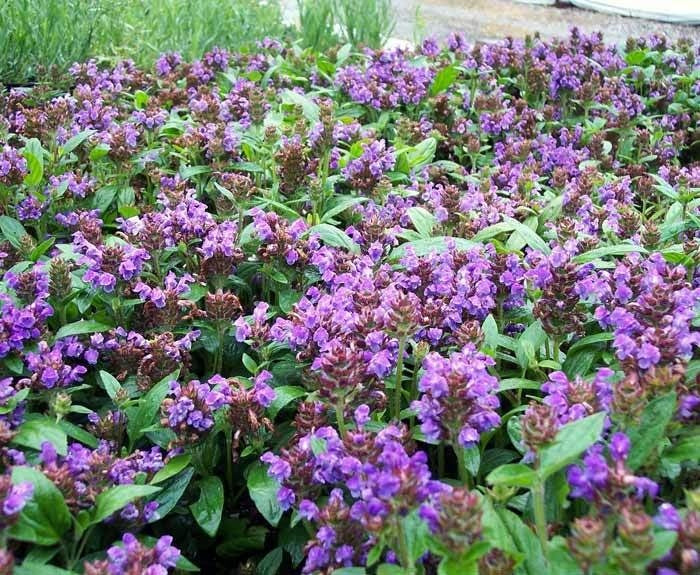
[0,0,285,85]
[0,30,698,575]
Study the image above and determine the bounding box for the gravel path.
[391,0,700,44]
[282,0,700,45]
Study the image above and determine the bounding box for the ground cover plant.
[0,29,698,574]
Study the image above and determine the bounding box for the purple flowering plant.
[0,29,697,575]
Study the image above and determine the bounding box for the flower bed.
[0,30,698,574]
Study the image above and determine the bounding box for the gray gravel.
[282,0,700,46]
[391,0,699,45]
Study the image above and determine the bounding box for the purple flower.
[341,140,395,192]
[253,371,276,407]
[2,481,33,516]
[86,532,180,574]
[411,344,500,447]
[609,432,630,462]
[654,504,681,531]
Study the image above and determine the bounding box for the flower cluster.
[412,344,500,447]
[83,533,180,575]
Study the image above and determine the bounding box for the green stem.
[335,398,346,437]
[58,302,67,327]
[392,335,407,421]
[551,336,561,363]
[70,525,95,568]
[395,517,416,574]
[409,357,419,429]
[214,324,225,375]
[454,443,471,488]
[225,427,234,494]
[533,480,549,559]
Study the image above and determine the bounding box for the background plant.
[0,0,285,85]
[296,0,395,51]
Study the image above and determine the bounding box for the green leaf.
[216,517,267,558]
[149,468,195,522]
[482,314,499,350]
[377,565,407,575]
[92,484,161,525]
[55,319,113,339]
[390,236,476,260]
[406,206,437,238]
[22,138,45,186]
[13,417,68,456]
[486,463,537,488]
[309,223,359,253]
[100,370,123,402]
[128,370,179,444]
[92,185,118,211]
[573,243,647,264]
[498,378,541,392]
[663,434,700,464]
[60,129,95,157]
[230,161,264,173]
[538,412,606,480]
[242,353,258,374]
[567,332,614,353]
[480,449,519,476]
[30,237,56,261]
[281,89,319,122]
[472,222,515,243]
[481,498,521,560]
[89,143,111,161]
[151,454,192,484]
[247,462,284,527]
[562,348,596,378]
[190,476,224,537]
[547,536,583,574]
[406,137,436,170]
[332,569,366,575]
[430,65,459,96]
[496,506,547,575]
[0,215,28,248]
[505,215,537,251]
[462,445,481,477]
[14,564,77,575]
[278,289,301,314]
[58,420,98,448]
[502,216,550,254]
[626,393,677,471]
[268,385,307,419]
[9,466,71,546]
[23,546,59,565]
[180,165,212,180]
[438,543,489,575]
[257,548,284,575]
[320,196,368,223]
[134,90,149,108]
[401,509,431,565]
[650,530,678,560]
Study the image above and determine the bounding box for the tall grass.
[334,0,395,49]
[0,0,285,85]
[119,0,285,64]
[296,0,395,52]
[0,0,123,85]
[297,0,337,53]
